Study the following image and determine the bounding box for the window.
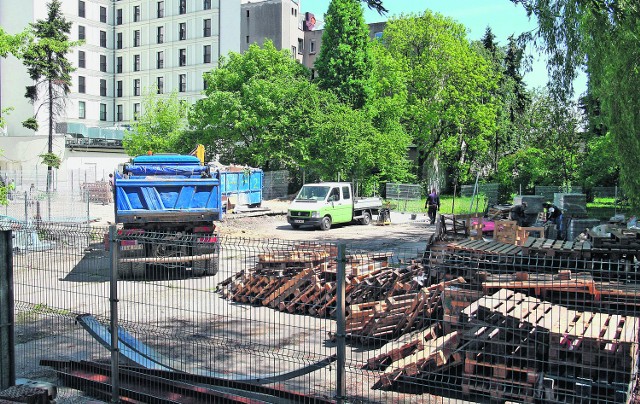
[78,26,85,40]
[133,5,140,22]
[133,103,140,120]
[179,23,186,40]
[298,38,303,53]
[100,55,107,72]
[100,6,107,23]
[328,188,340,201]
[100,79,107,97]
[291,46,296,56]
[178,74,186,92]
[156,51,164,68]
[203,19,211,37]
[133,79,140,96]
[133,54,140,71]
[116,105,123,122]
[78,101,86,119]
[342,186,351,200]
[246,10,249,18]
[100,103,107,121]
[203,45,211,63]
[179,49,186,66]
[203,77,208,90]
[157,26,164,44]
[310,40,316,54]
[246,35,249,44]
[78,0,85,17]
[157,1,164,18]
[133,30,140,47]
[179,0,186,14]
[116,9,122,25]
[78,51,85,68]
[116,33,123,49]
[203,0,211,10]
[157,77,163,94]
[116,80,123,97]
[78,76,86,93]
[116,56,123,73]
[100,31,107,47]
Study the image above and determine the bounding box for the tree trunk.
[47,78,53,192]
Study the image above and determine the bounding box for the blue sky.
[302,0,587,96]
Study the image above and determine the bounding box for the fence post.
[109,225,120,402]
[0,230,15,390]
[335,243,347,403]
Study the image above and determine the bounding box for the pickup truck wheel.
[320,216,332,231]
[360,211,372,225]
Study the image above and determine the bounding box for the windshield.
[295,186,330,201]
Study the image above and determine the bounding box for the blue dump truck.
[113,154,223,279]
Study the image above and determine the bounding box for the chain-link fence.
[3,221,640,403]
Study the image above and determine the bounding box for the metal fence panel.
[7,221,640,403]
[262,170,290,200]
[535,185,583,201]
[385,183,422,200]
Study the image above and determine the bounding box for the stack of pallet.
[369,328,463,391]
[460,290,548,403]
[546,311,639,403]
[457,289,640,403]
[345,277,466,343]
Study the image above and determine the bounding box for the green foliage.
[315,0,371,108]
[22,116,38,131]
[580,131,619,190]
[0,107,13,129]
[381,11,500,187]
[123,89,188,156]
[39,152,61,169]
[513,0,640,207]
[0,27,31,58]
[190,41,314,169]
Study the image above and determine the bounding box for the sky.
[302,0,587,97]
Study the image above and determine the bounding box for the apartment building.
[240,0,303,63]
[0,0,241,138]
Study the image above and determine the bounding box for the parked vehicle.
[287,182,382,230]
[113,154,223,278]
[216,166,264,208]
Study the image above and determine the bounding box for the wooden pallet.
[448,239,523,256]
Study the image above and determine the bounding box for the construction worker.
[425,188,440,225]
[510,201,528,226]
[543,202,564,238]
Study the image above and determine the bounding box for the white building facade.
[0,0,241,138]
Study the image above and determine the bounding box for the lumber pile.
[345,277,465,343]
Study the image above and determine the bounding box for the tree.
[0,27,30,58]
[512,0,640,206]
[381,11,500,188]
[189,41,316,170]
[21,0,77,191]
[315,0,371,108]
[123,90,189,156]
[361,0,387,13]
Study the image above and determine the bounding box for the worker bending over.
[510,202,528,226]
[542,202,564,239]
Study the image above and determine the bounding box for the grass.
[586,197,633,221]
[386,195,488,215]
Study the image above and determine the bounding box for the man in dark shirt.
[425,188,440,225]
[543,202,564,238]
[510,202,528,226]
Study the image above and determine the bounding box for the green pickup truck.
[287,182,383,230]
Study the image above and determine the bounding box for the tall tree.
[382,11,500,188]
[315,0,371,108]
[361,0,387,13]
[512,0,640,206]
[21,0,77,191]
[123,90,189,156]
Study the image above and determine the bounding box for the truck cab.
[287,182,382,230]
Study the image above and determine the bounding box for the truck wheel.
[206,258,219,276]
[291,224,301,230]
[320,216,332,231]
[360,212,372,225]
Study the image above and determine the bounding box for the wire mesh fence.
[4,221,640,403]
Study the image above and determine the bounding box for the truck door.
[327,186,350,224]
